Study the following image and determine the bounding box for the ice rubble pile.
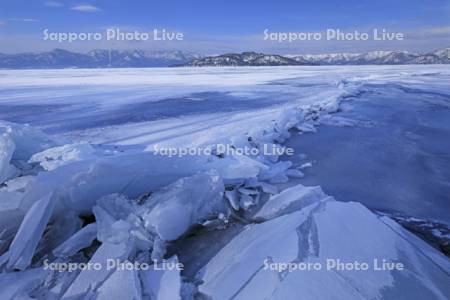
[0,101,449,300]
[0,122,57,184]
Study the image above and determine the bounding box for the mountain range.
[0,49,202,69]
[0,48,449,69]
[184,48,450,66]
[179,51,313,67]
[288,48,450,65]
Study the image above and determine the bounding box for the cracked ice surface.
[0,66,449,299]
[198,188,450,299]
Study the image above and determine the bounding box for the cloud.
[7,18,39,22]
[44,1,63,7]
[70,4,102,12]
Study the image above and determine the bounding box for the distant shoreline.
[0,48,449,69]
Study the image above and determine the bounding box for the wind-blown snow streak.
[0,65,449,299]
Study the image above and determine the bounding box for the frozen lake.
[1,65,449,223]
[1,65,450,299]
[283,84,450,224]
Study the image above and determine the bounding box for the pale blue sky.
[0,0,449,54]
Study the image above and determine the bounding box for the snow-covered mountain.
[290,53,361,65]
[182,51,314,66]
[1,48,449,69]
[288,48,450,65]
[431,48,450,63]
[86,49,202,67]
[184,48,450,67]
[0,49,202,69]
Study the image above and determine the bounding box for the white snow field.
[0,65,449,299]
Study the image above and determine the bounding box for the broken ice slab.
[34,211,83,260]
[141,171,225,241]
[238,187,259,196]
[93,193,154,247]
[0,121,58,162]
[53,223,97,258]
[0,177,36,223]
[0,177,35,249]
[0,133,17,184]
[93,205,129,244]
[29,143,98,171]
[258,160,292,184]
[96,194,136,220]
[1,192,55,270]
[253,184,329,221]
[95,268,142,300]
[244,178,278,195]
[15,148,265,215]
[285,168,304,178]
[225,189,240,211]
[295,122,317,133]
[0,268,50,299]
[274,109,304,136]
[154,257,182,300]
[197,202,319,300]
[198,200,450,300]
[17,153,211,214]
[61,240,133,299]
[140,256,181,300]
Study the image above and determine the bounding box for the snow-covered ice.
[0,65,449,299]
